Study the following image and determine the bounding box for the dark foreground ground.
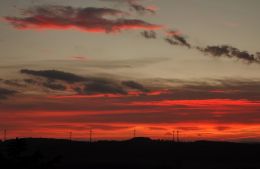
[0,137,260,169]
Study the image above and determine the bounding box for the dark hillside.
[0,138,259,169]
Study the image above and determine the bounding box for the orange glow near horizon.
[1,95,260,142]
[3,120,260,142]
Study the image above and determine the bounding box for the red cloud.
[4,5,162,33]
[129,99,260,107]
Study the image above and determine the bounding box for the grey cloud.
[1,78,260,127]
[165,38,180,46]
[141,30,156,39]
[0,88,17,99]
[100,0,156,15]
[165,36,191,48]
[256,52,260,59]
[129,3,156,15]
[157,79,260,101]
[20,69,152,95]
[81,81,127,95]
[197,45,260,64]
[165,30,191,48]
[13,68,260,102]
[21,69,125,94]
[122,80,149,92]
[21,69,85,83]
[4,80,25,87]
[23,79,38,85]
[17,69,260,101]
[42,82,66,91]
[163,30,260,65]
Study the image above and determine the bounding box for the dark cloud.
[23,79,38,85]
[43,82,66,91]
[122,80,149,92]
[129,2,156,15]
[101,0,157,15]
[163,30,260,65]
[256,52,260,59]
[165,38,180,46]
[17,69,260,100]
[21,69,85,83]
[4,5,161,33]
[20,69,153,95]
[149,79,260,101]
[14,69,260,101]
[0,88,17,99]
[1,78,260,126]
[4,80,25,87]
[21,69,125,94]
[13,68,260,104]
[197,45,260,64]
[24,77,66,91]
[140,30,156,39]
[165,30,191,48]
[81,81,127,95]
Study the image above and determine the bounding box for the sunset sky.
[1,0,260,142]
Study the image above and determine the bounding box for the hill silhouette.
[0,137,260,169]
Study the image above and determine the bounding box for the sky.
[0,0,260,142]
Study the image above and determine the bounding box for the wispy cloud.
[163,30,260,64]
[197,45,260,64]
[165,30,191,48]
[129,1,156,15]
